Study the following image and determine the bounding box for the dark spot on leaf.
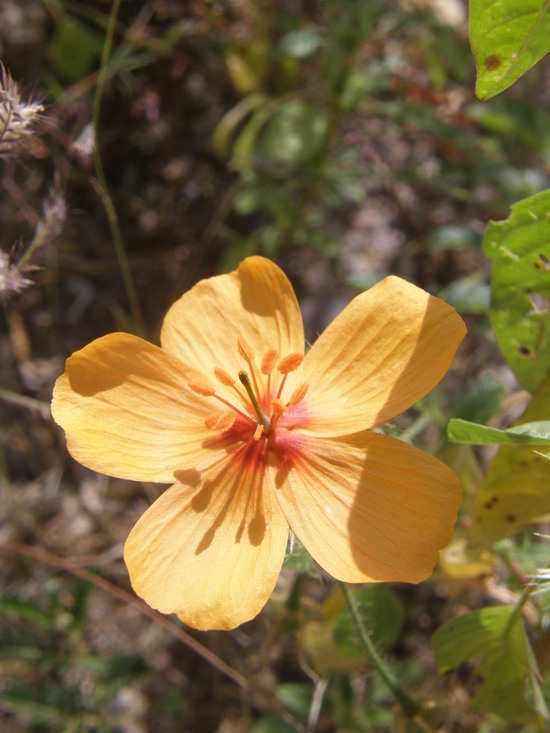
[484,54,501,70]
[518,345,532,357]
[483,496,498,510]
[505,513,517,523]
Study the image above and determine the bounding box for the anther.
[204,411,236,431]
[188,382,216,397]
[261,349,279,374]
[237,336,254,363]
[277,353,303,374]
[214,367,235,387]
[289,382,309,405]
[270,398,287,417]
[253,424,264,441]
[216,411,236,431]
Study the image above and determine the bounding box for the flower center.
[187,336,308,441]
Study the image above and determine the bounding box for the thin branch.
[0,538,249,690]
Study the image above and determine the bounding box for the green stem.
[340,583,419,718]
[91,0,144,335]
[505,585,534,637]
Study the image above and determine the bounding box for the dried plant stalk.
[0,63,44,157]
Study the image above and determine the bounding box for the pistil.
[239,371,270,430]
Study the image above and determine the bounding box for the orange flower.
[52,257,466,631]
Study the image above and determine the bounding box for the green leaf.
[439,274,490,314]
[275,683,313,724]
[0,595,51,626]
[259,101,329,167]
[212,93,268,158]
[276,29,326,59]
[48,18,103,83]
[432,606,548,726]
[448,418,550,445]
[332,585,404,658]
[470,0,550,100]
[483,189,550,393]
[250,714,299,733]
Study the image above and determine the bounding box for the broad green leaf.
[433,606,548,726]
[483,189,550,393]
[48,19,103,83]
[470,0,550,100]
[470,375,550,546]
[332,586,404,658]
[448,418,550,445]
[259,101,329,167]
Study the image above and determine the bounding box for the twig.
[0,538,249,690]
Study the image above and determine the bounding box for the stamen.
[237,337,262,402]
[261,349,278,374]
[237,336,254,362]
[239,371,270,429]
[214,367,235,387]
[253,424,264,441]
[275,352,304,400]
[188,382,216,397]
[277,353,303,374]
[270,398,287,417]
[208,412,235,430]
[289,382,309,405]
[215,411,236,431]
[191,382,256,426]
[204,414,219,430]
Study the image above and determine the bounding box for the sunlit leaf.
[259,101,329,167]
[299,621,364,675]
[433,606,548,726]
[439,538,494,579]
[470,375,550,547]
[483,189,550,394]
[448,418,550,445]
[470,0,550,100]
[276,29,326,59]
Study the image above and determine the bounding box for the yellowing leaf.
[470,375,550,547]
[439,538,494,580]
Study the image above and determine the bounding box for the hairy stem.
[340,582,420,718]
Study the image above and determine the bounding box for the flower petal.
[161,256,304,382]
[292,276,466,435]
[272,431,461,583]
[124,444,289,630]
[52,332,219,483]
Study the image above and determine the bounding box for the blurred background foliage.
[2,0,550,731]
